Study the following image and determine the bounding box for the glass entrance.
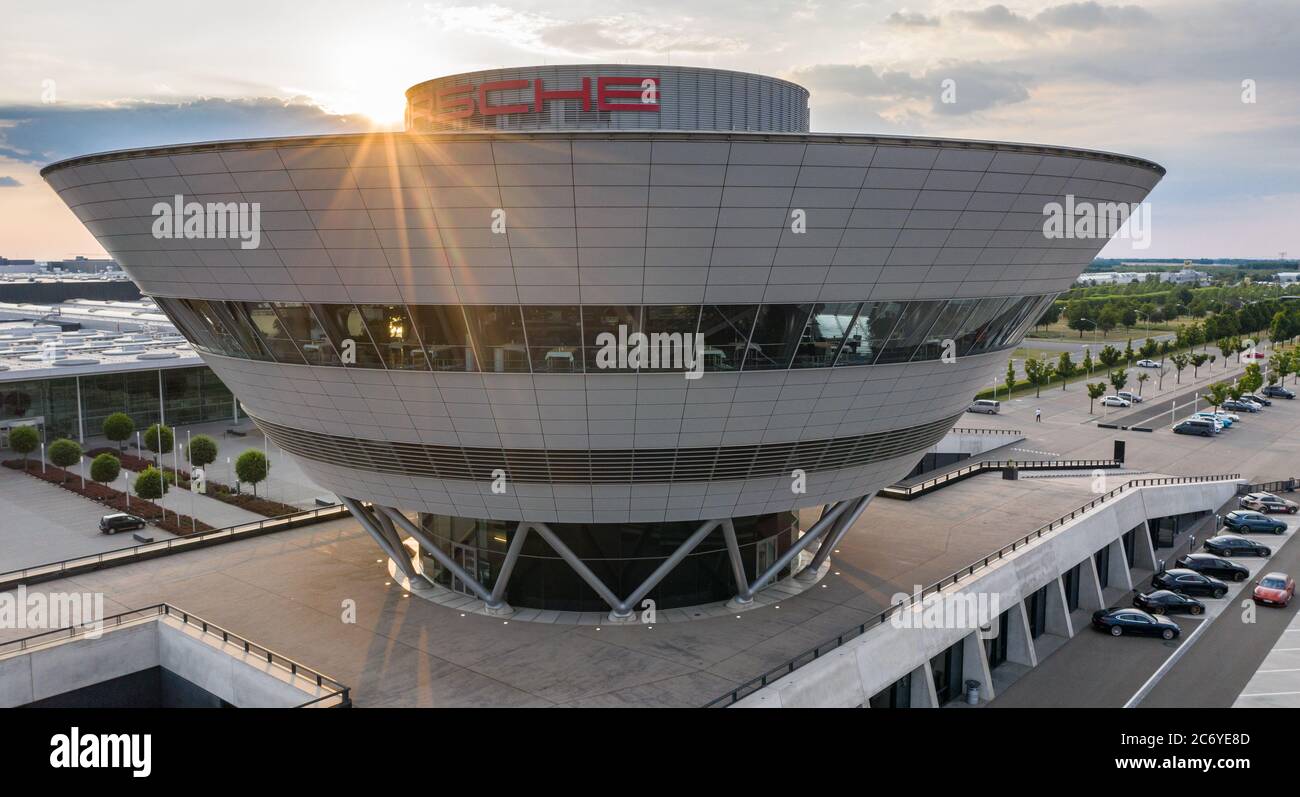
[755,536,777,580]
[451,542,478,596]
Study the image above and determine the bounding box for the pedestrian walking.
[1035,408,1042,422]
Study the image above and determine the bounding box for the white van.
[967,399,1001,415]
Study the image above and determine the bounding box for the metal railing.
[0,603,350,708]
[947,427,1024,436]
[0,503,349,592]
[704,472,1242,707]
[880,459,1121,500]
[1237,479,1298,495]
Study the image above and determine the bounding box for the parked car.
[1224,510,1288,535]
[1117,391,1144,404]
[1101,395,1131,408]
[1136,359,1160,368]
[1092,608,1180,639]
[1242,393,1272,407]
[1203,534,1272,558]
[99,513,146,535]
[1244,351,1267,360]
[1239,492,1299,514]
[1152,568,1229,598]
[1173,418,1217,437]
[1223,399,1260,413]
[1176,552,1250,581]
[1263,385,1295,399]
[1253,572,1296,607]
[1190,412,1227,429]
[967,399,1000,414]
[1133,590,1205,616]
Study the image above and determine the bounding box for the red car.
[1253,572,1296,607]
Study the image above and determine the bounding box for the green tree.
[47,438,82,483]
[235,449,269,496]
[89,452,121,485]
[1098,345,1122,368]
[1241,363,1264,395]
[1206,382,1230,412]
[1098,305,1122,334]
[1124,339,1136,366]
[1190,352,1208,377]
[1004,360,1017,396]
[134,466,168,500]
[143,423,174,466]
[1087,382,1107,414]
[1139,338,1159,359]
[186,434,219,469]
[1057,351,1075,390]
[1136,371,1150,396]
[1082,347,1095,375]
[101,412,134,452]
[1109,369,1128,393]
[8,425,38,467]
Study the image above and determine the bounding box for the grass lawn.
[1025,316,1184,341]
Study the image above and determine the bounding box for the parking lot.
[991,497,1300,708]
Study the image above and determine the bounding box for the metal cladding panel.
[406,65,811,133]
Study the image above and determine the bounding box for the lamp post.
[39,441,45,474]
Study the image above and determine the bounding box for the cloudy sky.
[1,0,1296,260]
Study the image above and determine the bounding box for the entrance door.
[451,542,478,596]
[755,537,777,580]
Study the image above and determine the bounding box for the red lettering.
[478,79,531,116]
[533,77,592,113]
[597,76,659,111]
[431,76,662,120]
[435,85,475,120]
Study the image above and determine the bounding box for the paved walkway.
[118,462,265,529]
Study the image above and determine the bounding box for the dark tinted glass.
[835,301,904,365]
[583,305,640,373]
[356,304,429,370]
[244,302,307,364]
[408,305,473,371]
[875,301,947,365]
[791,303,859,368]
[522,306,583,373]
[697,305,756,372]
[309,303,385,368]
[465,305,529,373]
[743,304,812,370]
[270,302,341,366]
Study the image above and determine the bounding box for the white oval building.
[42,65,1164,619]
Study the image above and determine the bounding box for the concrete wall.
[733,478,1241,708]
[928,430,1024,457]
[0,615,333,707]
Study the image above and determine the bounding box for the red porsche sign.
[434,76,660,120]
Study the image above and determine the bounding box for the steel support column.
[340,497,418,580]
[737,497,853,601]
[528,522,626,614]
[378,506,496,605]
[486,521,531,612]
[720,519,749,599]
[614,519,720,619]
[799,494,872,578]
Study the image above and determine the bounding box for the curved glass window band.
[154,294,1055,374]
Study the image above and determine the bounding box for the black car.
[1204,534,1272,558]
[1223,399,1260,413]
[1153,568,1229,598]
[1134,590,1206,616]
[1224,509,1288,534]
[1173,419,1216,437]
[1092,608,1181,639]
[1242,393,1272,407]
[1176,552,1250,581]
[99,513,146,534]
[1263,385,1296,399]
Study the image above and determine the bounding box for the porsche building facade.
[42,65,1164,620]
